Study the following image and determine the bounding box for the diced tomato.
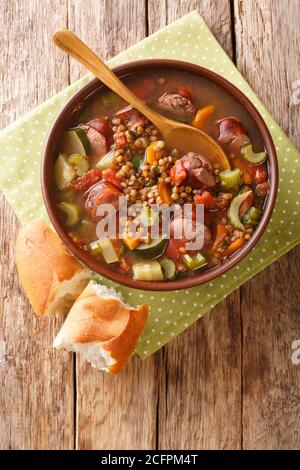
[255,182,270,197]
[88,118,108,137]
[165,238,185,261]
[85,181,121,221]
[191,204,212,226]
[114,133,127,149]
[129,79,155,100]
[129,85,149,100]
[194,191,216,209]
[143,78,156,92]
[249,164,267,184]
[71,168,102,191]
[170,160,187,186]
[102,168,123,190]
[177,86,193,101]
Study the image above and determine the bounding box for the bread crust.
[16,219,89,316]
[54,281,149,373]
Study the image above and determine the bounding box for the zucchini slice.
[133,261,164,281]
[54,153,76,190]
[242,206,263,226]
[134,237,167,259]
[61,128,90,156]
[160,258,177,280]
[57,202,81,226]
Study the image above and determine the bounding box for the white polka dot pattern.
[0,12,299,359]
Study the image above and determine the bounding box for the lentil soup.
[53,68,270,282]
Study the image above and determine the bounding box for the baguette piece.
[16,219,91,316]
[54,280,148,373]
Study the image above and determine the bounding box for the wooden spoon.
[53,29,230,170]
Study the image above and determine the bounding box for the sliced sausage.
[87,118,109,137]
[80,124,107,157]
[215,116,246,144]
[116,105,149,130]
[228,134,251,158]
[170,152,217,189]
[170,216,211,252]
[85,180,121,221]
[158,92,196,121]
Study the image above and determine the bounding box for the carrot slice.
[192,105,215,129]
[158,180,172,205]
[146,142,157,164]
[123,237,139,250]
[222,237,245,257]
[212,223,228,252]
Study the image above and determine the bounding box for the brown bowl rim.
[41,59,278,292]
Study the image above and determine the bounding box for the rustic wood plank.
[147,0,233,57]
[234,0,300,449]
[67,0,158,450]
[0,0,74,449]
[148,0,242,450]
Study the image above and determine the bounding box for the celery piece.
[228,191,252,231]
[89,240,102,257]
[219,168,241,190]
[183,253,208,270]
[241,144,267,164]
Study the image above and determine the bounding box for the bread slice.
[53,280,148,373]
[16,219,91,316]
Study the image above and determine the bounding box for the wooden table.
[1,0,300,450]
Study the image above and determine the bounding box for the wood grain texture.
[0,0,74,450]
[67,0,159,450]
[234,0,300,449]
[148,0,242,450]
[147,0,233,57]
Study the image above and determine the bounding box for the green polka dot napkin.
[1,12,300,358]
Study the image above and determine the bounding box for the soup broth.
[53,68,269,282]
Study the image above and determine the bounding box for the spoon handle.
[53,29,163,128]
